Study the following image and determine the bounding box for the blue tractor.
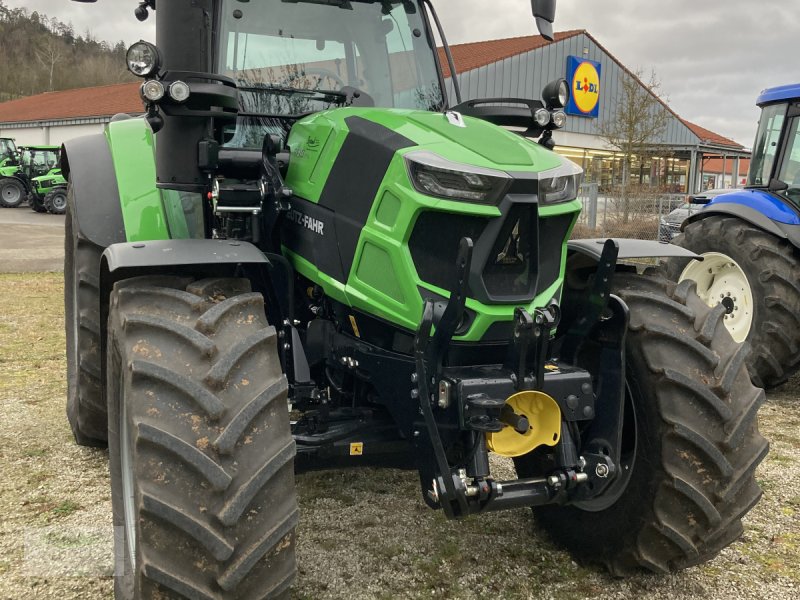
[668,83,800,388]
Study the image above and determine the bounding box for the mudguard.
[60,134,126,248]
[683,197,800,249]
[567,238,700,261]
[98,238,275,386]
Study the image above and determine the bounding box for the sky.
[5,0,797,147]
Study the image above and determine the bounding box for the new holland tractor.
[668,84,800,389]
[65,0,767,597]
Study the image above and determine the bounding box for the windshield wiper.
[237,84,348,99]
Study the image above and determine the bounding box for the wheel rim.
[573,381,637,512]
[52,192,67,211]
[2,183,20,204]
[680,252,753,343]
[120,375,137,563]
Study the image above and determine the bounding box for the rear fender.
[683,196,800,249]
[60,118,172,248]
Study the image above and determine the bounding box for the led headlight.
[551,111,567,128]
[169,81,191,103]
[537,158,583,205]
[126,41,160,77]
[405,151,511,205]
[141,80,165,102]
[534,108,551,127]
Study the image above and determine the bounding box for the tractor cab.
[19,146,61,180]
[747,84,800,207]
[217,0,446,149]
[0,137,19,170]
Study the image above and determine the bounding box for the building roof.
[0,82,141,124]
[437,30,584,78]
[681,119,744,150]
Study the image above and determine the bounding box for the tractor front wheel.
[667,216,800,388]
[108,276,298,599]
[29,192,47,213]
[44,187,67,214]
[518,270,768,575]
[0,177,26,208]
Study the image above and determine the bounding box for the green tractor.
[0,144,64,211]
[0,137,23,207]
[23,146,65,213]
[32,169,68,214]
[65,0,767,597]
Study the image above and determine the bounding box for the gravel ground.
[0,273,797,600]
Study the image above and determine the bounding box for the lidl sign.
[566,56,601,118]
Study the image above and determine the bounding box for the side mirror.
[531,0,556,41]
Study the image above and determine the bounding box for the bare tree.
[35,37,64,91]
[597,68,670,222]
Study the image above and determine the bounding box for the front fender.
[567,238,700,261]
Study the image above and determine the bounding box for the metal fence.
[573,183,703,242]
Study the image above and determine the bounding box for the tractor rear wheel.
[65,193,107,446]
[108,276,298,599]
[44,187,67,214]
[667,216,800,388]
[0,177,25,208]
[517,270,768,575]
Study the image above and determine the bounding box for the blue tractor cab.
[669,84,800,388]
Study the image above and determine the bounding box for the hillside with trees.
[0,1,134,102]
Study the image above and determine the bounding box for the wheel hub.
[2,184,20,204]
[680,252,753,343]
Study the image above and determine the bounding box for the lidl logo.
[566,56,601,118]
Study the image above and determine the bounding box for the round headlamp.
[126,41,160,77]
[542,78,570,109]
[552,111,567,128]
[534,108,551,128]
[141,80,165,102]
[168,81,191,103]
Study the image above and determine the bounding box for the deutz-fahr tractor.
[0,137,22,207]
[668,84,800,389]
[0,144,64,211]
[65,1,767,597]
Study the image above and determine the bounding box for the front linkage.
[410,238,625,518]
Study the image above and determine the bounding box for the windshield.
[0,139,16,160]
[748,103,786,186]
[217,0,444,149]
[776,114,800,204]
[23,149,59,175]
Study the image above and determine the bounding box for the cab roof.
[757,83,800,106]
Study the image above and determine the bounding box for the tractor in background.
[669,83,800,388]
[0,144,65,212]
[0,137,22,207]
[64,0,767,597]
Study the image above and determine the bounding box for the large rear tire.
[667,216,800,388]
[108,276,298,599]
[65,190,107,446]
[517,270,768,575]
[0,177,25,208]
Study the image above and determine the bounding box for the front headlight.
[405,151,511,205]
[126,41,160,78]
[537,158,583,205]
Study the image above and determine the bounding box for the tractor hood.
[286,107,566,199]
